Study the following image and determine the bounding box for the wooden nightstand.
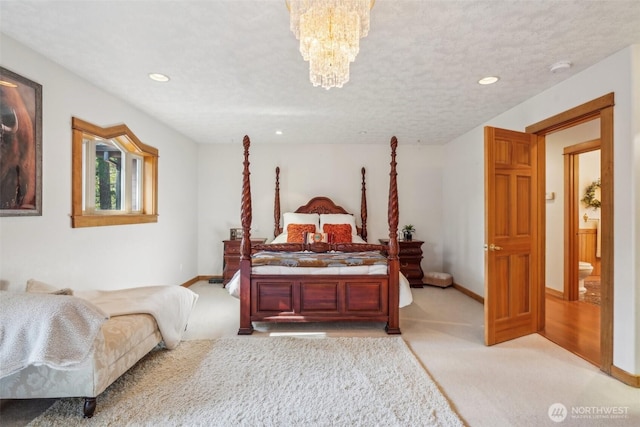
[222,238,267,286]
[379,239,425,288]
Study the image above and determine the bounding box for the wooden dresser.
[222,238,267,286]
[379,239,425,288]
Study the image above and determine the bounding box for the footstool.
[424,272,453,288]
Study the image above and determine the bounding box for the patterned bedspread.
[251,251,388,268]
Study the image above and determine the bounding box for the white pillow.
[320,214,357,235]
[271,233,288,244]
[351,235,367,244]
[283,212,319,232]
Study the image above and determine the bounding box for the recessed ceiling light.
[148,73,170,82]
[549,61,572,73]
[359,131,367,135]
[275,130,283,135]
[478,76,499,85]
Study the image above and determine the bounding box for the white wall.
[0,35,199,291]
[443,45,640,374]
[545,121,600,293]
[197,142,445,277]
[545,128,564,292]
[441,130,484,291]
[631,44,640,377]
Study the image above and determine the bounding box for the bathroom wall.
[579,151,602,227]
[545,120,600,293]
[578,150,602,276]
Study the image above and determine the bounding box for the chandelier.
[286,0,375,89]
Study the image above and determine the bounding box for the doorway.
[484,93,614,374]
[542,121,602,302]
[564,137,601,301]
[540,121,602,365]
[526,94,613,373]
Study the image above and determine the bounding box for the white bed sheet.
[226,266,413,308]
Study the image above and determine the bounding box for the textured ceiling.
[1,0,639,145]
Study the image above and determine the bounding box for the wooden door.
[485,127,540,345]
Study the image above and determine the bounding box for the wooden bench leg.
[83,397,96,418]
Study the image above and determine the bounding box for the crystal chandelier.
[286,0,375,90]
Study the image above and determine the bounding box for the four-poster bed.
[235,135,403,335]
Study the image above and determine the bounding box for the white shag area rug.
[28,337,463,427]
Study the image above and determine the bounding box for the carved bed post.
[274,166,281,237]
[360,167,368,242]
[238,135,254,335]
[386,136,401,334]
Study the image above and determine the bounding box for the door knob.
[489,243,503,251]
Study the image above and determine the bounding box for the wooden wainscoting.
[578,228,601,276]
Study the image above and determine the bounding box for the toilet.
[578,261,593,294]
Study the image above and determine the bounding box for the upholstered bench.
[0,312,162,417]
[0,281,198,418]
[424,272,453,288]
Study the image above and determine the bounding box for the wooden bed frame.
[237,136,400,335]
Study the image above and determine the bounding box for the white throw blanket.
[0,291,109,379]
[75,285,198,350]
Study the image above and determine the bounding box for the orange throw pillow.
[287,224,316,243]
[323,224,352,243]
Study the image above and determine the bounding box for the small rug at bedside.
[27,337,464,427]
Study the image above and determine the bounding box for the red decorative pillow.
[287,224,316,243]
[323,224,352,243]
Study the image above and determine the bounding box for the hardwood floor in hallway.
[540,291,601,366]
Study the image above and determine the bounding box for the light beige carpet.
[27,336,463,427]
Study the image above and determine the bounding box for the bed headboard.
[294,196,349,215]
[273,168,368,241]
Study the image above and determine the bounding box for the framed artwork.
[230,228,244,240]
[0,67,43,216]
